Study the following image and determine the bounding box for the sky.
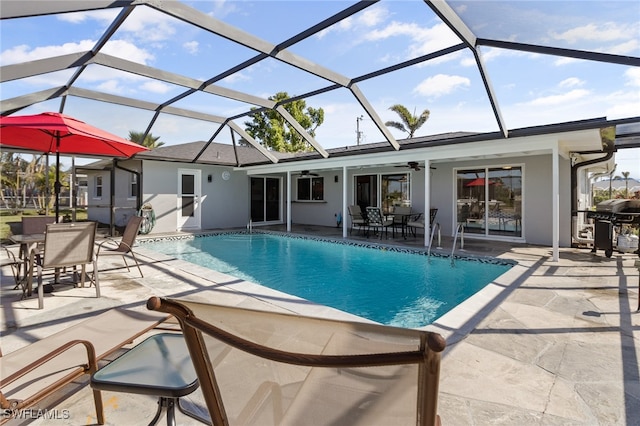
[1,1,639,176]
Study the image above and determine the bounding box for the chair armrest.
[96,238,131,254]
[1,339,99,409]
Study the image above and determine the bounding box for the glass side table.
[91,333,209,426]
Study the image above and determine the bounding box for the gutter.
[111,160,142,236]
[570,149,614,247]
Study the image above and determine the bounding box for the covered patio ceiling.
[1,1,639,167]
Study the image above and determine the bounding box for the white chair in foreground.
[147,297,446,426]
[30,221,99,309]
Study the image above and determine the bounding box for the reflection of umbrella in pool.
[0,112,148,220]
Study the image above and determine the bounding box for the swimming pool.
[143,232,513,328]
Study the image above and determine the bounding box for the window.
[297,177,324,201]
[129,173,138,198]
[381,173,410,214]
[94,176,102,198]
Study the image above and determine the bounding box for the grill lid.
[596,199,640,213]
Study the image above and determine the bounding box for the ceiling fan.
[395,161,425,171]
[394,161,437,171]
[297,170,319,177]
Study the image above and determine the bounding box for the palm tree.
[384,105,430,138]
[615,171,631,198]
[128,131,164,148]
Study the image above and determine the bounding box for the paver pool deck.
[1,226,639,425]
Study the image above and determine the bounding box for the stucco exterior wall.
[290,171,344,227]
[142,161,249,234]
[93,149,575,247]
[84,159,140,228]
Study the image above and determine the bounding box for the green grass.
[0,209,88,242]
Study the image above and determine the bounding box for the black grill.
[586,199,640,257]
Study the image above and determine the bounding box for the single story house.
[80,116,637,262]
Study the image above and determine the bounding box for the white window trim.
[93,175,103,200]
[127,172,138,200]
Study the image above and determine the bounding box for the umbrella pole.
[45,154,50,216]
[55,136,61,223]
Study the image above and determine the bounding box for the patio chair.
[19,216,57,257]
[95,215,144,277]
[30,221,99,310]
[406,208,438,238]
[147,297,446,426]
[1,245,20,287]
[365,207,394,239]
[347,205,367,235]
[391,205,412,236]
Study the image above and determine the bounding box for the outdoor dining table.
[9,233,45,297]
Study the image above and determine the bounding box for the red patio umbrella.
[0,112,148,220]
[466,177,490,187]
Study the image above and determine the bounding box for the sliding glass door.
[250,177,281,223]
[456,166,522,238]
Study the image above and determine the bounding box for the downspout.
[570,149,614,247]
[110,159,116,236]
[115,162,143,212]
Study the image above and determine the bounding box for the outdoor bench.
[0,308,169,425]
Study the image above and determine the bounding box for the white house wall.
[85,159,140,228]
[285,153,573,246]
[142,160,248,234]
[86,169,110,226]
[290,170,344,227]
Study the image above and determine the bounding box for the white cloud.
[222,71,250,84]
[413,74,470,98]
[141,80,173,94]
[316,5,387,39]
[525,89,590,107]
[0,40,95,64]
[625,67,640,87]
[208,0,239,19]
[558,77,585,89]
[554,57,579,66]
[608,39,639,56]
[96,79,123,93]
[183,41,199,55]
[102,39,155,64]
[551,22,632,44]
[56,9,119,24]
[358,6,388,27]
[119,7,178,43]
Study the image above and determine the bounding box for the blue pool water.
[143,233,512,328]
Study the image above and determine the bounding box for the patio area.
[1,226,639,425]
